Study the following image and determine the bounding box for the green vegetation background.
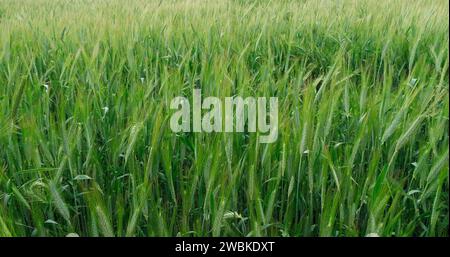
[0,0,448,236]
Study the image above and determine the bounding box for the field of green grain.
[0,0,448,237]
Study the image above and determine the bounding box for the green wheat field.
[0,0,448,237]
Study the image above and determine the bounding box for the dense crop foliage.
[0,0,448,236]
